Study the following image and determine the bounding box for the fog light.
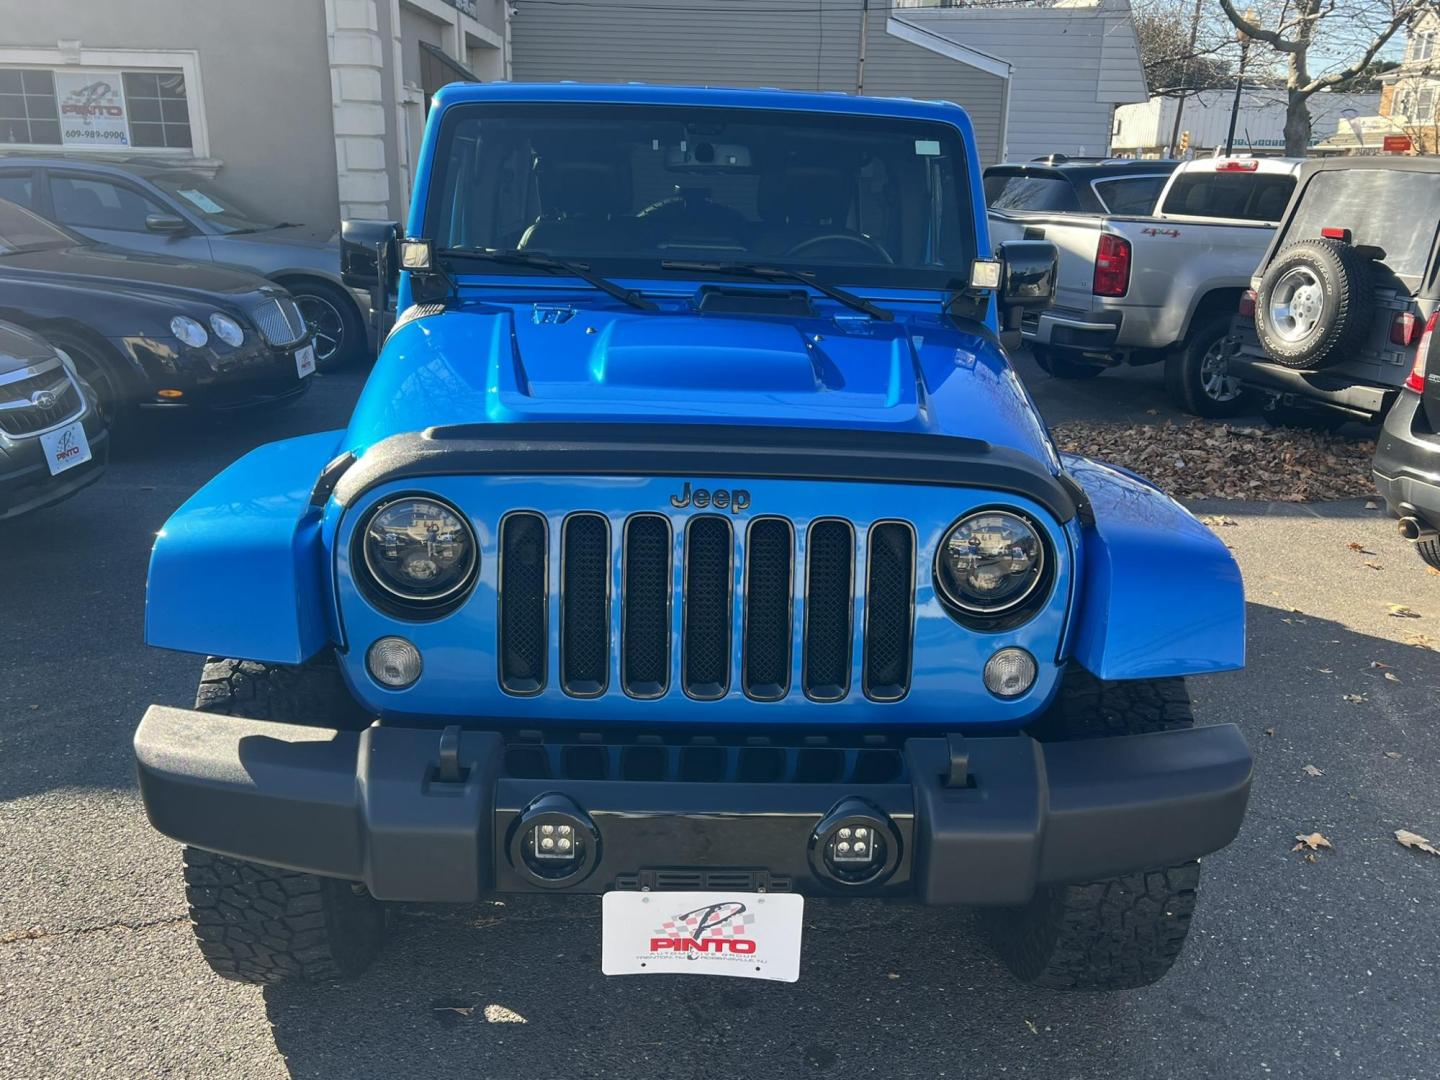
[367,636,422,688]
[983,647,1036,698]
[509,795,601,887]
[810,798,900,887]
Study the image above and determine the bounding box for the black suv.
[1374,321,1440,569]
[983,157,1179,216]
[1227,159,1440,429]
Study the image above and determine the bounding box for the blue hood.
[343,295,1058,468]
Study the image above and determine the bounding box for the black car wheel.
[1165,315,1247,418]
[1031,344,1106,379]
[289,281,366,370]
[1254,239,1375,370]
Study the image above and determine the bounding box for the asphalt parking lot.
[3,359,1439,1080]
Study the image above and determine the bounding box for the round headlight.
[170,315,209,348]
[361,496,478,604]
[209,313,245,347]
[935,511,1045,613]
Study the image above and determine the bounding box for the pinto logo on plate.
[649,901,758,956]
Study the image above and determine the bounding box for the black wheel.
[1165,315,1247,418]
[287,280,366,370]
[183,654,382,984]
[1254,238,1375,370]
[1032,345,1106,380]
[44,330,127,430]
[1417,535,1440,571]
[1262,401,1348,432]
[982,667,1201,990]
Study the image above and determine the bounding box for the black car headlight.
[935,510,1045,614]
[359,495,478,607]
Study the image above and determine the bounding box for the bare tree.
[1218,0,1437,155]
[1134,0,1234,93]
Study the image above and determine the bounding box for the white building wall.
[1113,90,1382,154]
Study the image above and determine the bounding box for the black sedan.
[0,319,108,521]
[0,198,316,423]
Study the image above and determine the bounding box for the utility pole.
[856,0,870,94]
[1224,9,1255,155]
[1166,0,1205,155]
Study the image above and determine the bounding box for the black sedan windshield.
[427,103,976,289]
[0,197,78,256]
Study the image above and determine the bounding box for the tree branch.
[1303,3,1429,93]
[1218,0,1303,54]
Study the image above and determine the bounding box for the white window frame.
[0,45,208,157]
[1418,85,1438,121]
[1414,31,1435,64]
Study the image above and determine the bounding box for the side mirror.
[341,219,399,290]
[145,213,189,234]
[996,240,1058,313]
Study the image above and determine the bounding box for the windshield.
[426,103,976,290]
[148,173,278,233]
[1282,169,1440,279]
[0,196,80,255]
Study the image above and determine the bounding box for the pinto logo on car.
[649,902,758,956]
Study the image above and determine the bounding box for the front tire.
[982,668,1202,990]
[1165,316,1247,418]
[1417,535,1440,571]
[287,280,367,370]
[183,655,383,984]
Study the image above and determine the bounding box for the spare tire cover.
[1254,237,1374,370]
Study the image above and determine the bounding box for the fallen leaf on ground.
[1316,667,1334,674]
[1385,671,1401,683]
[484,1004,528,1024]
[434,1006,475,1018]
[1293,832,1334,853]
[1428,566,1440,577]
[1051,420,1375,501]
[1389,605,1423,619]
[1385,751,1403,760]
[1406,633,1437,650]
[1395,830,1440,856]
[1365,561,1384,571]
[1264,727,1277,737]
[1343,693,1369,704]
[1024,1019,1039,1035]
[1365,499,1380,509]
[1349,542,1377,555]
[886,972,901,980]
[1370,660,1391,669]
[1302,764,1323,777]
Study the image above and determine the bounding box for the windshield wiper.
[438,248,657,311]
[660,260,893,322]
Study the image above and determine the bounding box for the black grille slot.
[742,518,794,700]
[682,515,733,699]
[0,364,82,438]
[561,513,610,696]
[803,520,854,701]
[864,522,916,701]
[622,514,671,698]
[498,512,548,695]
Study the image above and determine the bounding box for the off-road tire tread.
[194,654,369,729]
[982,862,1201,990]
[183,848,384,985]
[988,667,1201,990]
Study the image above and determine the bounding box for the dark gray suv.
[1227,159,1440,429]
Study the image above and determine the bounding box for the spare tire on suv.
[1254,238,1375,370]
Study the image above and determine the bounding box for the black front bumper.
[135,707,1252,906]
[134,336,314,410]
[1373,390,1440,529]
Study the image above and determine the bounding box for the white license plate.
[39,420,92,477]
[601,891,804,983]
[295,342,316,379]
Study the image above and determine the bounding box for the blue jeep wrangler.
[135,84,1251,991]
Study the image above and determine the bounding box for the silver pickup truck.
[987,156,1302,416]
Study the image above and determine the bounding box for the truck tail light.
[1238,289,1256,318]
[1093,234,1131,297]
[1391,311,1420,347]
[1406,313,1437,393]
[1216,159,1260,171]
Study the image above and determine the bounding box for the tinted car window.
[1160,172,1295,222]
[148,173,276,233]
[0,172,35,209]
[0,197,76,254]
[986,174,1080,212]
[1284,170,1440,280]
[1093,175,1167,215]
[49,175,168,232]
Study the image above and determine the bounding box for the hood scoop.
[590,316,821,392]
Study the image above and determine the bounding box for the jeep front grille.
[497,511,917,703]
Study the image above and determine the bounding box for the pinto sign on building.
[54,72,130,147]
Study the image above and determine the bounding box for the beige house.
[1319,12,1440,153]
